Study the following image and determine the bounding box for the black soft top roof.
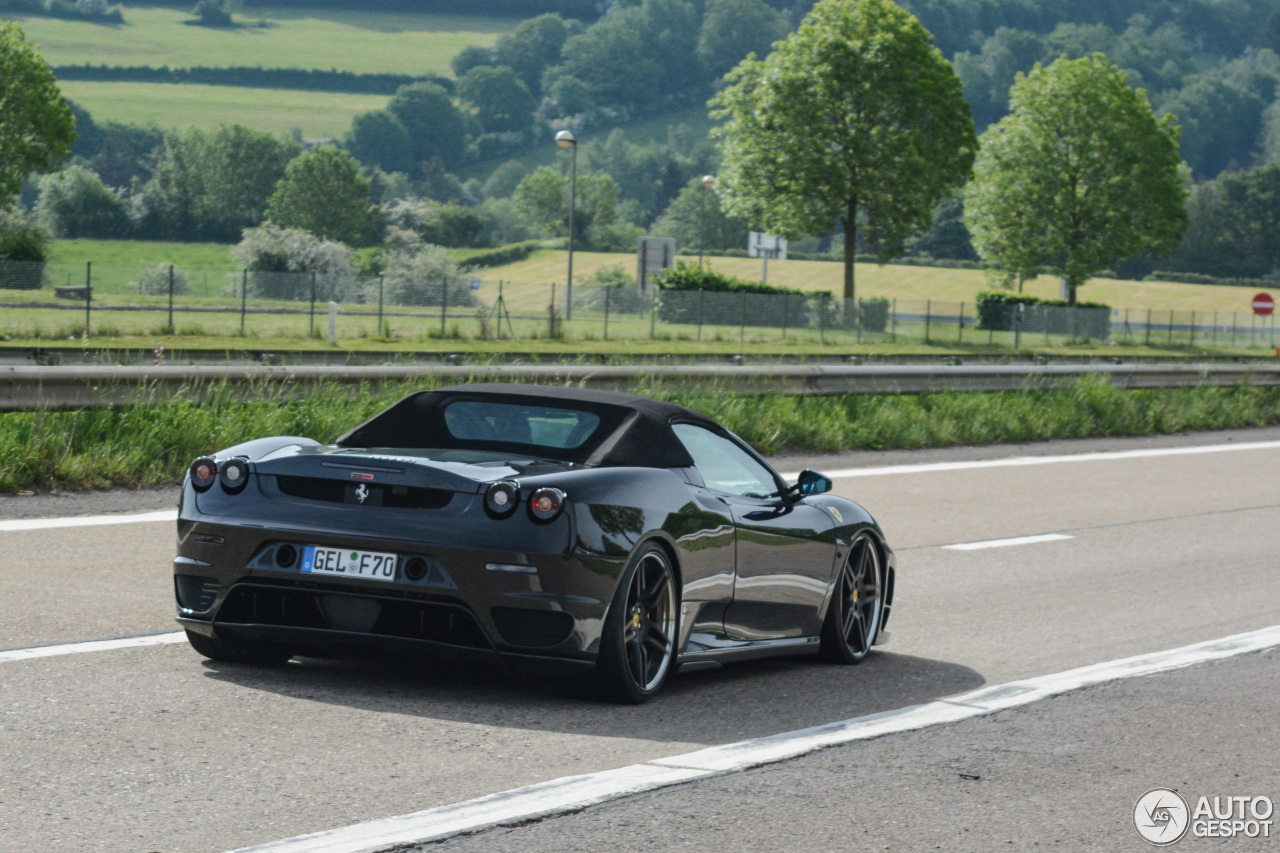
[337,384,720,468]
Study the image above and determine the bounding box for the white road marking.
[778,439,1280,482]
[228,624,1280,853]
[0,631,185,663]
[0,509,177,532]
[943,533,1074,551]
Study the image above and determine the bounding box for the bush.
[136,263,190,296]
[35,166,130,239]
[574,265,649,313]
[382,244,478,308]
[859,297,890,332]
[0,208,49,290]
[233,223,355,301]
[975,291,1111,340]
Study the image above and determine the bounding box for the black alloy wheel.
[819,532,883,664]
[597,542,678,703]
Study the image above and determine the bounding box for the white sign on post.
[748,232,787,283]
[748,232,787,260]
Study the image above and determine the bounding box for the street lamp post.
[556,129,578,320]
[699,174,715,268]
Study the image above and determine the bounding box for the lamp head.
[555,130,577,149]
[702,174,716,188]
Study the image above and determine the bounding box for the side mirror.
[796,469,832,496]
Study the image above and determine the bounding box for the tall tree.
[456,66,536,134]
[387,83,468,170]
[697,0,791,80]
[965,54,1188,304]
[711,0,975,305]
[0,21,76,202]
[266,146,379,247]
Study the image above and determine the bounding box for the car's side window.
[672,423,779,499]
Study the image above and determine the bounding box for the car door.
[671,423,837,641]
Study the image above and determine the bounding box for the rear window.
[443,401,602,449]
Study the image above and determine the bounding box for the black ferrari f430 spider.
[175,384,895,702]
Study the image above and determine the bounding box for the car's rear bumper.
[174,514,625,668]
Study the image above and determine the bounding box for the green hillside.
[15,6,515,75]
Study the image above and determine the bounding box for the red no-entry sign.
[1253,293,1275,316]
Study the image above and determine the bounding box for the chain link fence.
[2,260,1277,350]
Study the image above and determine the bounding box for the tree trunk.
[842,196,857,325]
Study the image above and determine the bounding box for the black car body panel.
[174,384,895,677]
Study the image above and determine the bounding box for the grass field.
[18,5,515,75]
[49,239,237,270]
[56,80,391,137]
[488,250,1274,314]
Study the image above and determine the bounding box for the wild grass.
[4,376,1280,492]
[50,239,237,270]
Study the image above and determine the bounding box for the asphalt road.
[2,427,1280,852]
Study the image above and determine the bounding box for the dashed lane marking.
[943,533,1075,551]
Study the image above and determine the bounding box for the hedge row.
[455,241,540,270]
[52,64,453,95]
[975,291,1112,339]
[1148,270,1278,289]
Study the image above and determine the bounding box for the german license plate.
[301,546,397,582]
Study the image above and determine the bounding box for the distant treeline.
[52,64,454,95]
[245,0,598,18]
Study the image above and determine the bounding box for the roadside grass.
[4,376,1280,492]
[55,80,391,137]
[19,5,514,75]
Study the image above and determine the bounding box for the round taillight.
[528,487,566,522]
[189,457,217,491]
[485,481,519,518]
[219,458,249,493]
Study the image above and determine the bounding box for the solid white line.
[0,509,177,532]
[943,533,1074,551]
[778,439,1280,482]
[227,624,1280,853]
[0,631,186,663]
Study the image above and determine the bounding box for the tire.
[595,542,679,704]
[819,533,884,664]
[185,629,294,666]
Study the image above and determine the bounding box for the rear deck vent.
[275,475,453,509]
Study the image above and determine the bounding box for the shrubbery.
[136,263,190,296]
[0,207,50,290]
[975,291,1112,339]
[232,223,355,301]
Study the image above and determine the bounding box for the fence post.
[604,286,610,341]
[855,299,862,344]
[740,291,747,342]
[440,278,448,337]
[820,293,828,344]
[1213,311,1218,346]
[1190,310,1196,347]
[168,264,175,331]
[1014,303,1022,349]
[240,269,247,334]
[891,298,897,343]
[781,294,789,338]
[1145,309,1152,346]
[377,275,384,337]
[957,300,964,343]
[697,289,704,341]
[1231,312,1236,348]
[924,300,931,343]
[1167,310,1173,346]
[309,271,317,337]
[650,290,657,339]
[84,261,91,339]
[550,282,556,338]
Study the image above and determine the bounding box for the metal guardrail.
[4,363,1280,412]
